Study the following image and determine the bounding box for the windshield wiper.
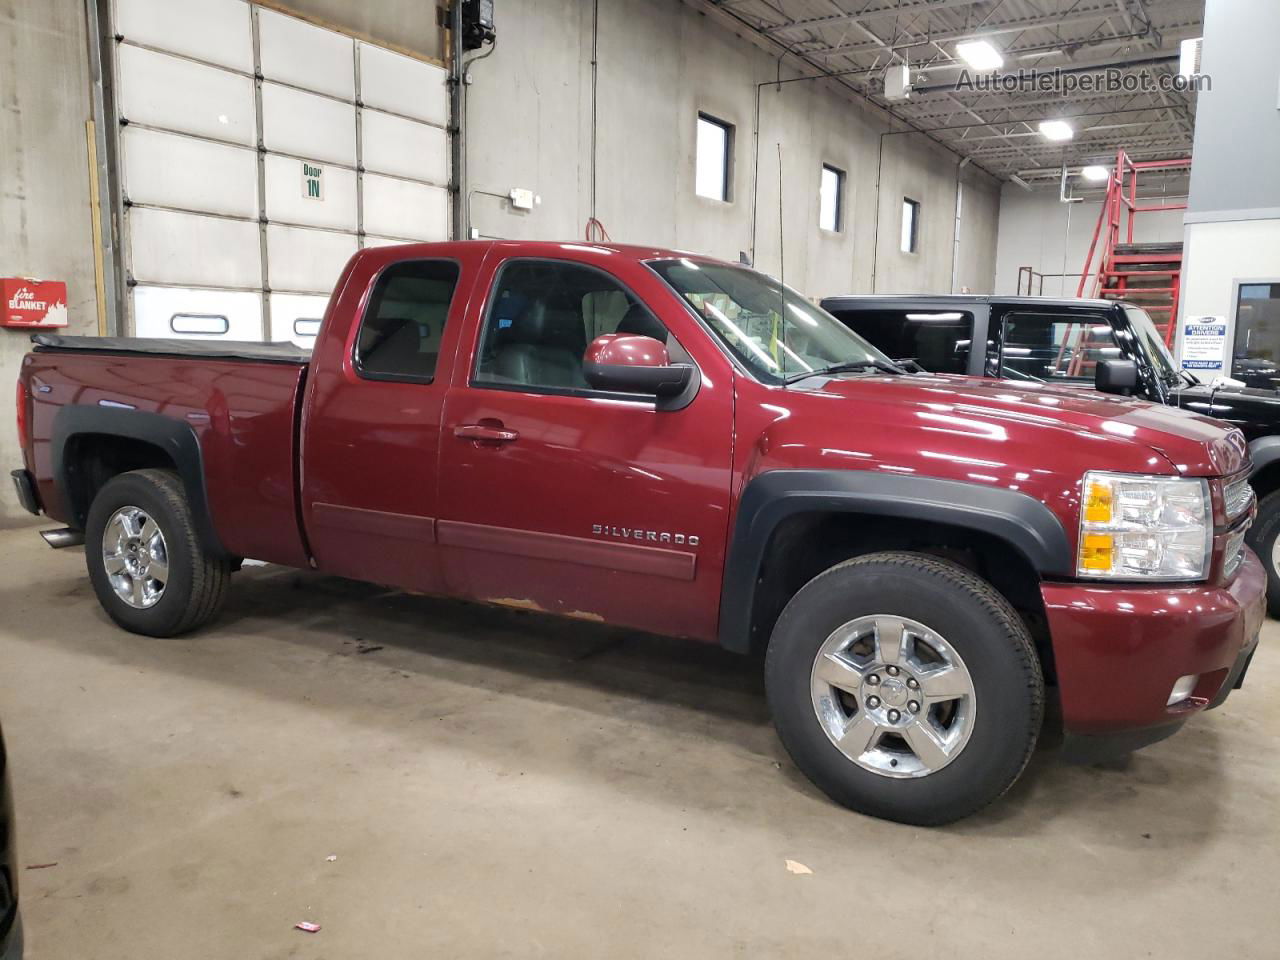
[785,359,906,384]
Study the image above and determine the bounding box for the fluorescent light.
[955,40,1004,72]
[1081,165,1109,182]
[1039,120,1074,141]
[1179,38,1202,79]
[906,313,965,321]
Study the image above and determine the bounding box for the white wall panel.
[129,207,262,288]
[362,236,410,250]
[268,293,329,347]
[358,42,447,127]
[265,225,357,293]
[261,82,356,165]
[114,0,253,72]
[362,175,448,241]
[118,44,256,145]
[257,8,354,100]
[264,154,357,230]
[361,109,448,184]
[122,127,257,218]
[132,286,263,340]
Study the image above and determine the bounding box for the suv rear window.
[827,308,973,374]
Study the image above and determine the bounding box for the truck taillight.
[15,376,28,450]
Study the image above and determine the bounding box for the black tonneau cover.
[31,333,309,365]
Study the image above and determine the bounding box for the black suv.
[821,294,1280,615]
[0,723,18,960]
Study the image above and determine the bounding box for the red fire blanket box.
[2,277,68,328]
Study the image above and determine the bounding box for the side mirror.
[583,334,693,399]
[1095,358,1138,395]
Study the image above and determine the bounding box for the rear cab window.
[827,308,975,374]
[354,259,460,382]
[992,310,1120,383]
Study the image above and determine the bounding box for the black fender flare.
[717,469,1073,653]
[50,404,226,555]
[1248,436,1280,481]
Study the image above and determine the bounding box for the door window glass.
[998,312,1120,383]
[474,260,671,392]
[354,259,460,382]
[827,309,973,374]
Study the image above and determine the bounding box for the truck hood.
[792,372,1249,476]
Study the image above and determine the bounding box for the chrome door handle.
[454,423,520,443]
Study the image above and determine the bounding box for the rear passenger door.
[436,255,735,641]
[300,256,467,592]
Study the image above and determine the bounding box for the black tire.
[1246,490,1280,618]
[765,551,1043,826]
[85,469,230,637]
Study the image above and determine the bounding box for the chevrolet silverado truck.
[11,242,1265,826]
[822,293,1280,616]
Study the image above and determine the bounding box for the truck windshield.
[1123,305,1181,384]
[649,258,897,385]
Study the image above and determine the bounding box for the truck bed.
[32,333,309,365]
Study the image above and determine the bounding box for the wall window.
[1231,282,1280,389]
[819,164,844,232]
[695,113,733,202]
[354,260,459,382]
[996,312,1120,383]
[901,198,920,253]
[474,259,672,393]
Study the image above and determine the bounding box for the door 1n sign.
[301,161,324,200]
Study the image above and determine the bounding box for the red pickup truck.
[11,241,1265,825]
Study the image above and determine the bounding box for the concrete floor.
[0,519,1277,959]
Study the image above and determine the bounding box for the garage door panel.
[261,82,356,165]
[132,286,263,340]
[114,0,253,73]
[122,127,257,218]
[362,175,449,242]
[129,208,262,288]
[362,236,410,250]
[258,8,354,100]
[268,293,328,348]
[118,44,256,145]
[264,155,356,230]
[361,110,448,184]
[358,42,447,127]
[266,225,357,293]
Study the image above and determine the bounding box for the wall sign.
[1181,316,1227,373]
[2,277,68,328]
[301,161,324,200]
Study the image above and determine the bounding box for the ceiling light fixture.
[1081,165,1110,182]
[1039,120,1074,141]
[955,40,1004,72]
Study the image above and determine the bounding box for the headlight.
[1078,471,1211,580]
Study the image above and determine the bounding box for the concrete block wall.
[1,0,99,527]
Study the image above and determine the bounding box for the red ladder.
[1077,150,1191,346]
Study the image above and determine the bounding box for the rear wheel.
[85,469,230,636]
[765,552,1043,826]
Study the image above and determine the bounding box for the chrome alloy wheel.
[102,506,170,609]
[1271,535,1280,581]
[810,615,976,779]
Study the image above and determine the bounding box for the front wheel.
[1246,490,1280,618]
[85,469,230,637]
[765,552,1044,826]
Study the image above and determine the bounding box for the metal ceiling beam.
[761,0,986,37]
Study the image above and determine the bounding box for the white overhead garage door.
[111,0,450,348]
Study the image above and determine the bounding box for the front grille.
[1224,473,1254,521]
[1224,527,1248,579]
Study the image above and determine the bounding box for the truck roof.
[367,239,716,265]
[819,293,1125,310]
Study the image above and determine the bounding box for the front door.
[437,254,735,641]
